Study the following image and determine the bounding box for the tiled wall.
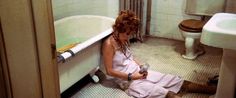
[52,0,231,41]
[150,0,200,41]
[52,0,200,41]
[52,0,119,20]
[52,0,195,41]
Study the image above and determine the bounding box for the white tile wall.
[52,0,119,20]
[52,0,231,41]
[151,0,201,41]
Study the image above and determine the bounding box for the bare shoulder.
[103,36,115,48]
[102,36,116,56]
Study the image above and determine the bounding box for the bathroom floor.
[66,36,222,98]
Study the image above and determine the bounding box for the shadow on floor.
[61,75,93,98]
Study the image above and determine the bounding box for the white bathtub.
[54,15,115,93]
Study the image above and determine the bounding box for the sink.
[201,13,236,98]
[201,13,236,50]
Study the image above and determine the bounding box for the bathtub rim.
[54,15,115,25]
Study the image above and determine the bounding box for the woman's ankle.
[166,91,181,98]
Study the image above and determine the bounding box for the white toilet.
[179,0,225,60]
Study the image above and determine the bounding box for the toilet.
[179,0,225,60]
[179,19,206,59]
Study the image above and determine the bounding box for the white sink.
[201,13,236,50]
[201,13,236,98]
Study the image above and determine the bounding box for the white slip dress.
[109,46,184,98]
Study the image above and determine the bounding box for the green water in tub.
[55,30,86,53]
[55,18,100,53]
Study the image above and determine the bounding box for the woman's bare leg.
[180,80,217,94]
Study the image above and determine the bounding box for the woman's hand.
[131,71,148,80]
[142,71,148,79]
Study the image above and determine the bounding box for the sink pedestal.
[216,49,236,98]
[200,13,236,98]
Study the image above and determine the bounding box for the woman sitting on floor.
[102,10,216,98]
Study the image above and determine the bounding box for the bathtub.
[54,15,115,93]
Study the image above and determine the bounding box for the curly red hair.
[112,10,140,37]
[112,10,140,56]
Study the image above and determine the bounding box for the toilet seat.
[179,19,206,33]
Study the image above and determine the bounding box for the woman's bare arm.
[102,37,143,80]
[102,38,129,80]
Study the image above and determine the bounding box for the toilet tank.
[185,0,225,16]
